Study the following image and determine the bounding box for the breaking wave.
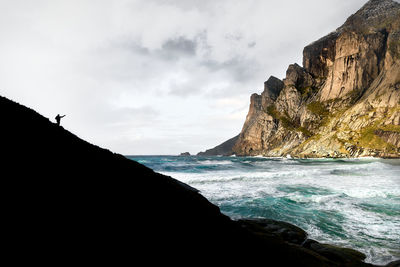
[128,155,400,265]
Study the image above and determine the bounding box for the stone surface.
[385,260,400,267]
[303,239,368,265]
[238,218,307,245]
[263,75,285,100]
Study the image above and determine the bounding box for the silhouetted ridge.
[3,95,396,266]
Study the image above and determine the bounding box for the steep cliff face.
[233,0,400,158]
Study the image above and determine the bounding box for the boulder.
[238,218,307,245]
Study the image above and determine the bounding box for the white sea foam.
[138,156,400,265]
[199,160,233,165]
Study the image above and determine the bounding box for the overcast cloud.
[0,0,390,154]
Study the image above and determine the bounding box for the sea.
[127,155,400,265]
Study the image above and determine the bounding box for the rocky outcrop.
[302,240,368,266]
[179,152,191,156]
[239,219,384,266]
[197,134,239,156]
[232,0,400,158]
[239,219,308,245]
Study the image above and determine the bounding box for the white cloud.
[0,0,377,154]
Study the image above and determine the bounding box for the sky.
[0,0,385,155]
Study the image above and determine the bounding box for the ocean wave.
[132,155,400,265]
[198,160,233,165]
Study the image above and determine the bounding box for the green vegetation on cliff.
[307,101,329,116]
[266,105,312,137]
[357,126,397,152]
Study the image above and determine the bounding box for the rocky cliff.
[232,0,400,158]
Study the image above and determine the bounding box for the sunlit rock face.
[233,0,400,158]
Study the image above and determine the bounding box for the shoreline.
[127,154,400,159]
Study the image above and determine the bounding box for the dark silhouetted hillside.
[2,95,394,266]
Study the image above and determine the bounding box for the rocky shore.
[1,94,399,266]
[238,219,382,266]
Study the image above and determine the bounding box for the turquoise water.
[128,156,400,264]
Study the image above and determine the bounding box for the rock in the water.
[179,152,191,156]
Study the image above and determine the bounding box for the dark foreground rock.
[303,239,368,266]
[385,260,400,267]
[1,95,396,266]
[238,219,383,267]
[239,218,308,245]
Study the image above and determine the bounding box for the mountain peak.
[358,0,400,16]
[341,0,400,31]
[362,0,399,9]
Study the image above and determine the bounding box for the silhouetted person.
[55,114,66,126]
